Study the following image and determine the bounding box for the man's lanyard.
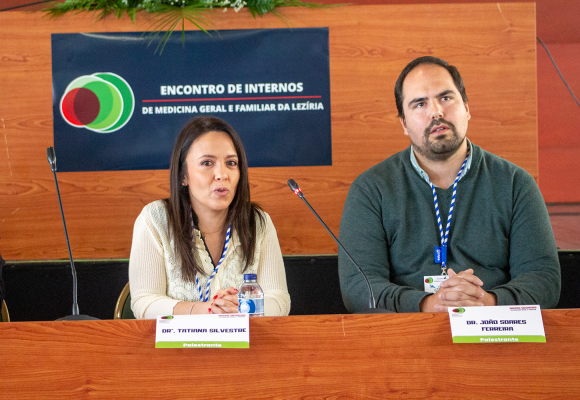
[429,148,470,276]
[191,209,231,302]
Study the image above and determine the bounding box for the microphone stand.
[288,179,392,314]
[47,147,99,321]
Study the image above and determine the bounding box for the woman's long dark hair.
[164,116,263,282]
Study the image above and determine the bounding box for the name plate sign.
[155,314,249,348]
[448,305,546,343]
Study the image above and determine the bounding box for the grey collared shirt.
[410,139,473,187]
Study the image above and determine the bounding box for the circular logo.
[239,299,255,314]
[60,73,134,133]
[425,277,433,283]
[452,308,466,313]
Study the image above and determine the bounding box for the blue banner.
[51,28,331,172]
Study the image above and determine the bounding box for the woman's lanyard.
[191,209,231,302]
[429,148,470,276]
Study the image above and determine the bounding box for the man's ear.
[399,117,409,136]
[465,102,471,121]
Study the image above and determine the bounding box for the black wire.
[0,0,53,12]
[537,36,580,109]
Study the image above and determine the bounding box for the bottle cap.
[243,274,257,281]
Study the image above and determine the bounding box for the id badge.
[424,275,448,293]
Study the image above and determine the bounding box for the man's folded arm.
[491,172,561,309]
[338,181,429,313]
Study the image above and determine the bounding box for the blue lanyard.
[429,149,470,275]
[191,209,231,302]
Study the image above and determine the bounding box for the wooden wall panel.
[537,43,580,203]
[0,3,537,260]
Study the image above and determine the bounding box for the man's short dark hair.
[394,56,468,120]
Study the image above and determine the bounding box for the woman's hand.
[173,287,240,315]
[209,287,239,314]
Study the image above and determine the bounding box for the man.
[338,56,560,313]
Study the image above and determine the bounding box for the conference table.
[1,310,580,398]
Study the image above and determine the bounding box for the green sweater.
[338,144,561,313]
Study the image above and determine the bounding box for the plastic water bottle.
[238,274,264,317]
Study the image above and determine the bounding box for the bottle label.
[238,298,264,315]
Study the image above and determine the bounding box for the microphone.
[47,147,98,321]
[47,147,57,172]
[287,179,391,314]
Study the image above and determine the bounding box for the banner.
[51,28,331,172]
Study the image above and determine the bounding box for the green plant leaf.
[42,0,339,54]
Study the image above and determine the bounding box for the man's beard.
[413,118,465,162]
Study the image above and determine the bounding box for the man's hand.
[420,268,497,312]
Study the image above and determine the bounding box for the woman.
[129,116,290,318]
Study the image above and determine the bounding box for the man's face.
[399,63,470,162]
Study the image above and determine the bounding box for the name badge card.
[155,314,249,348]
[448,305,546,343]
[424,275,448,293]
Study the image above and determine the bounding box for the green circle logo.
[425,277,433,283]
[60,73,134,133]
[452,308,466,313]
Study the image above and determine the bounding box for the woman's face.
[183,130,240,217]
